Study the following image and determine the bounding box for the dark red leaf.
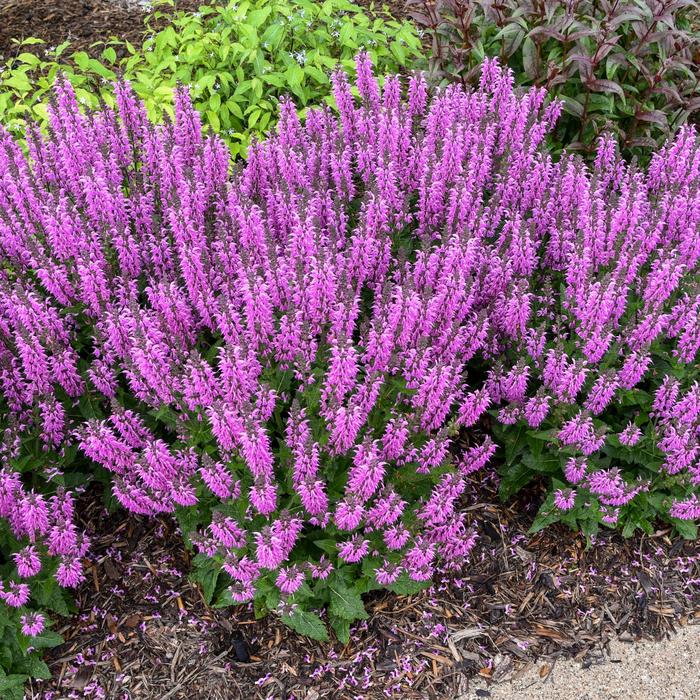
[636,110,668,126]
[588,79,625,99]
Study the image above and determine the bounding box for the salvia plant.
[407,0,700,156]
[0,54,698,662]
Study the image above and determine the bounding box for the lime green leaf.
[247,6,272,28]
[206,110,221,132]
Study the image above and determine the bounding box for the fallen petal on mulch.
[28,472,699,700]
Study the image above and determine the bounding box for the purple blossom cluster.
[0,54,698,618]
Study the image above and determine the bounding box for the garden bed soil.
[0,0,201,60]
[33,471,700,700]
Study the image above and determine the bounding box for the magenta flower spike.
[0,53,698,622]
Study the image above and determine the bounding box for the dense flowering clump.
[0,54,698,629]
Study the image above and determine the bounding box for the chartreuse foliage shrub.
[0,0,423,157]
[408,0,700,155]
[0,53,699,672]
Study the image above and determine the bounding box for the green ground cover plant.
[0,0,423,156]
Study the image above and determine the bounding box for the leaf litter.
[31,471,699,699]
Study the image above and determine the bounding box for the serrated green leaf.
[213,587,235,608]
[528,494,560,534]
[0,673,26,700]
[313,538,338,555]
[329,579,368,622]
[282,609,328,641]
[498,461,535,501]
[672,518,698,540]
[28,629,63,651]
[330,615,350,644]
[193,562,220,604]
[32,577,71,616]
[387,575,430,596]
[27,655,51,681]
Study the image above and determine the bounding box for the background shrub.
[408,0,700,156]
[0,0,423,157]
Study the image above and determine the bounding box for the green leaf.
[206,109,221,132]
[193,562,220,604]
[671,518,698,540]
[261,23,285,50]
[247,6,273,28]
[498,461,535,501]
[581,516,600,541]
[262,72,286,88]
[528,495,560,534]
[213,586,235,608]
[0,672,27,700]
[102,46,117,64]
[521,452,561,474]
[29,629,63,651]
[313,538,338,555]
[304,65,328,85]
[27,655,51,681]
[329,579,368,622]
[16,53,41,67]
[86,57,116,80]
[622,517,636,538]
[227,98,244,119]
[72,51,90,70]
[53,41,71,57]
[284,64,304,89]
[281,609,328,641]
[247,108,262,128]
[174,505,204,545]
[32,577,72,616]
[3,73,32,93]
[330,615,350,644]
[387,574,430,596]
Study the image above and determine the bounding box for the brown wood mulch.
[29,471,699,700]
[0,0,201,61]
